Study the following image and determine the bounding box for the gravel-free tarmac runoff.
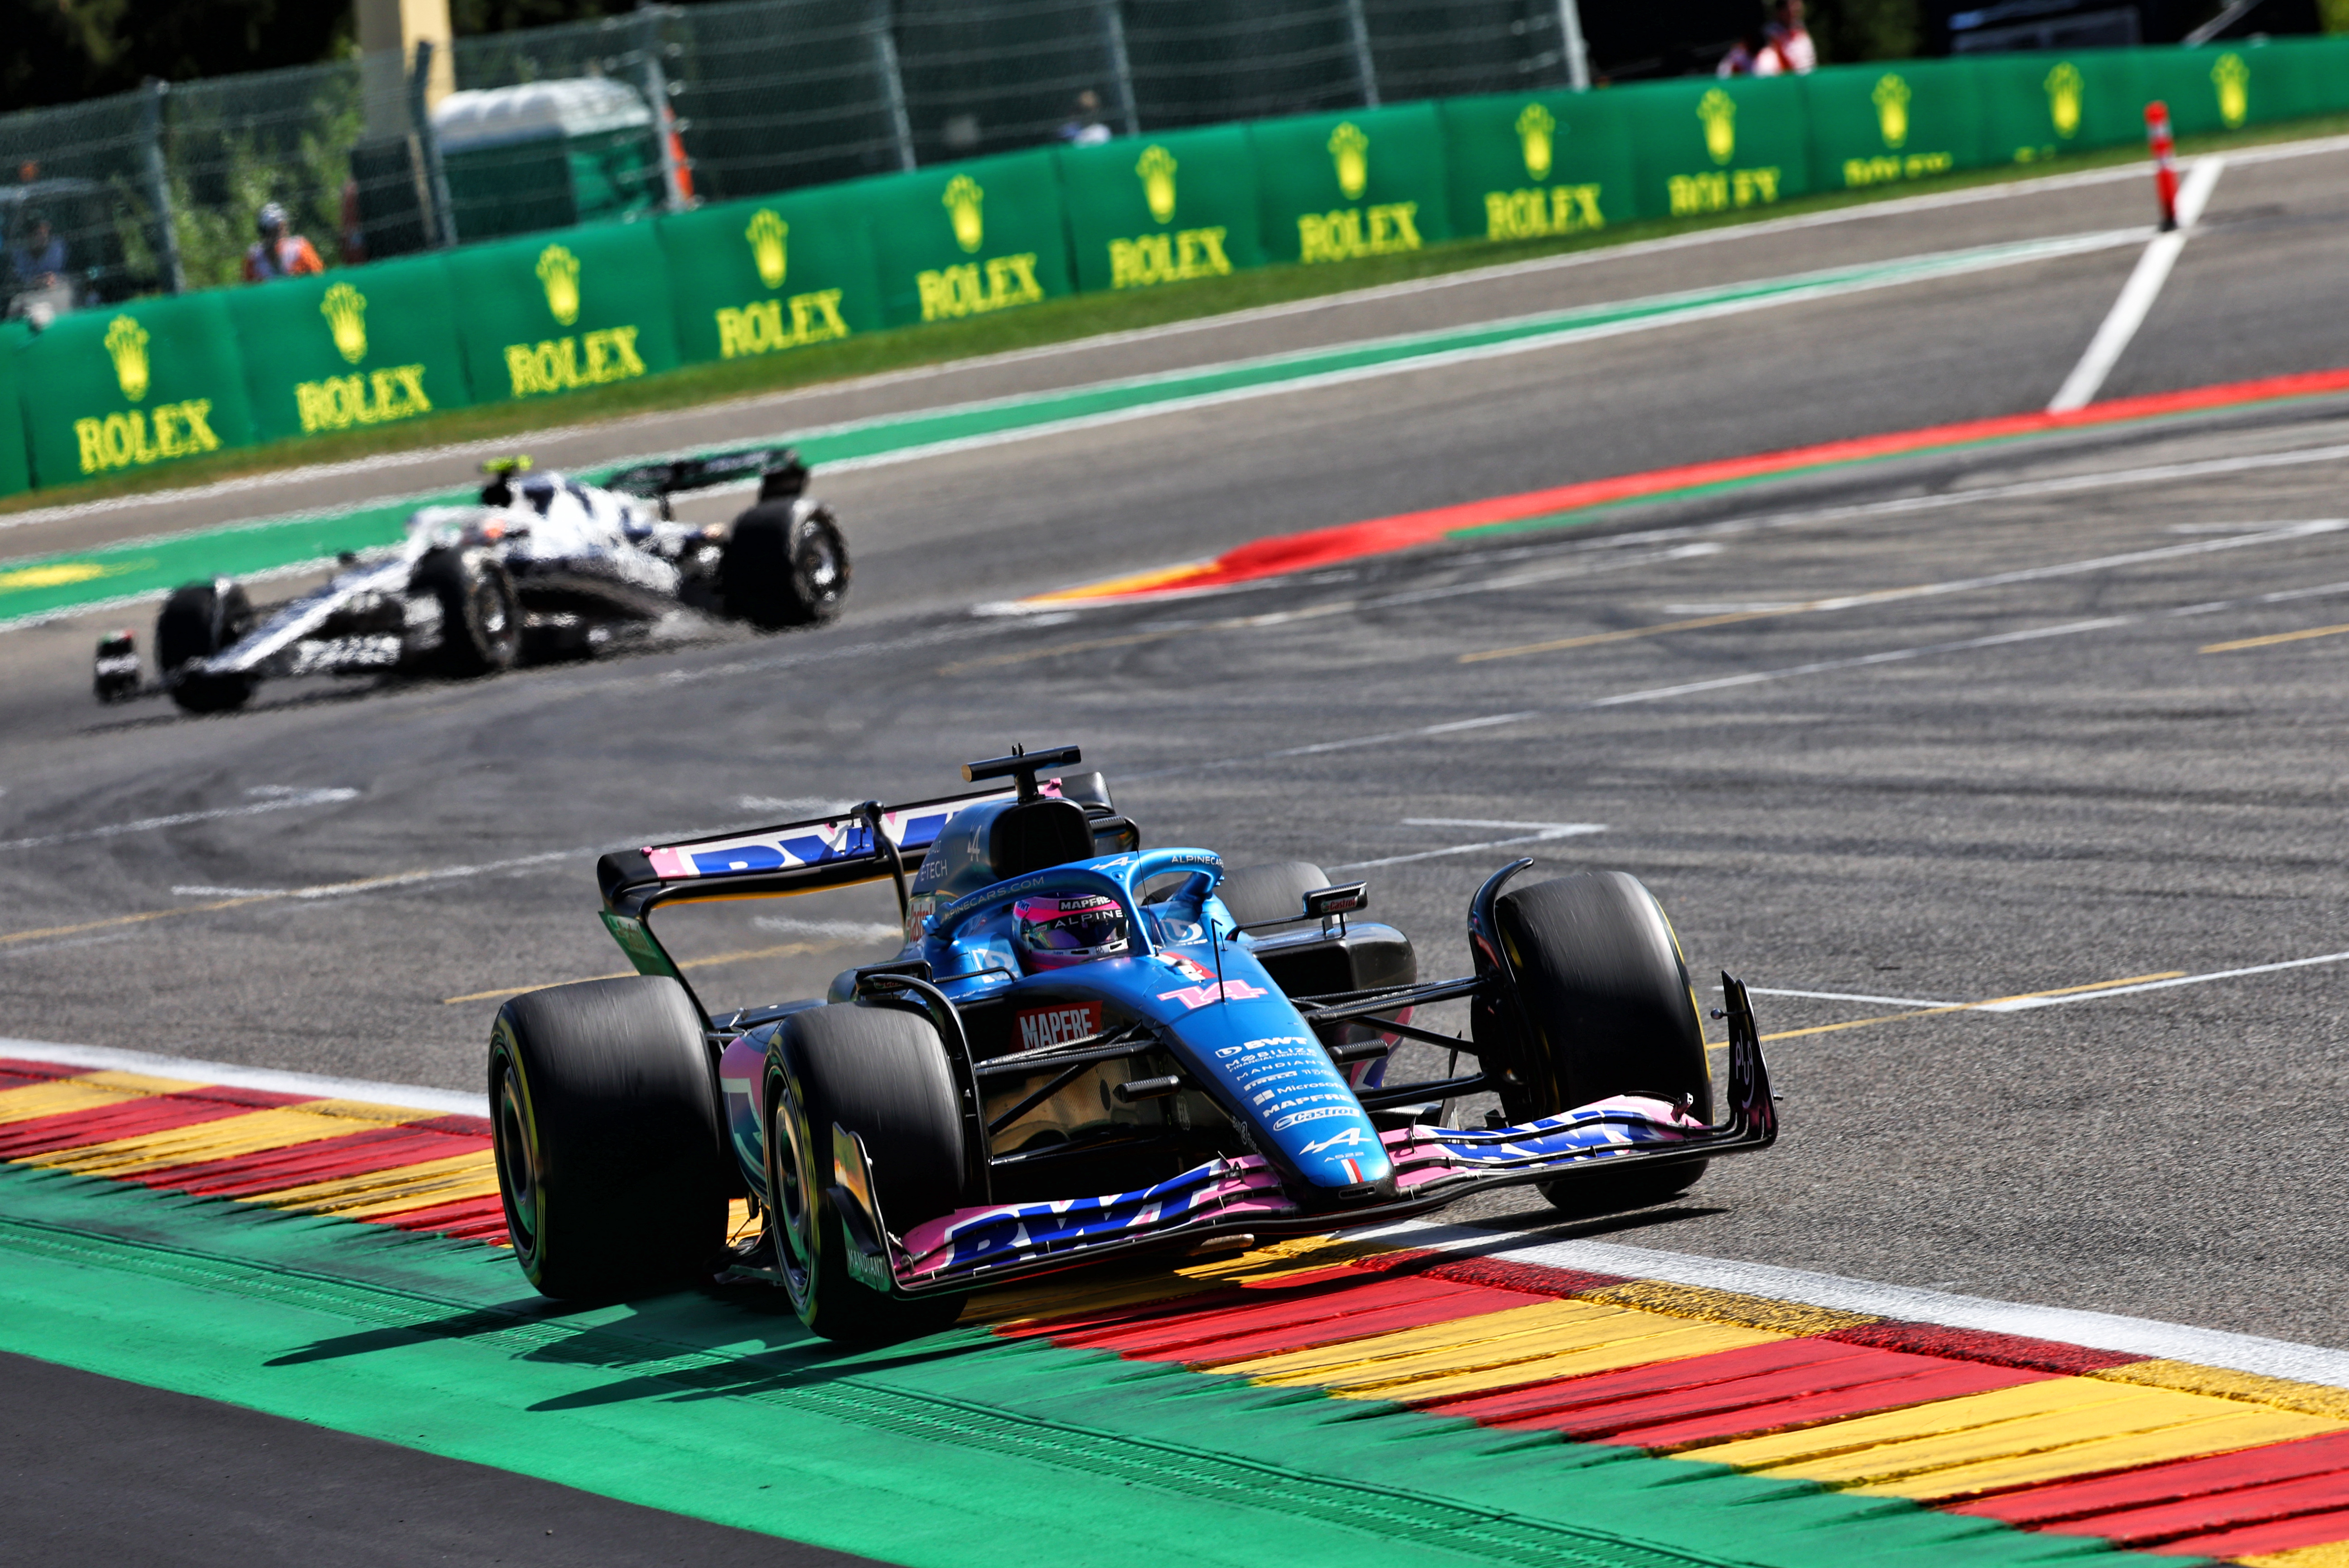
[4,143,2349,1564]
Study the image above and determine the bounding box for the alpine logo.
[1300,1125,1374,1156]
[1016,1000,1102,1052]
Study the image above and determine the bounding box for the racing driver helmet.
[1013,892,1128,971]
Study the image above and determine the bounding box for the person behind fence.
[1753,0,1817,74]
[244,201,323,282]
[1058,89,1111,146]
[9,212,66,292]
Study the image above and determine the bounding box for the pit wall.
[6,39,2343,499]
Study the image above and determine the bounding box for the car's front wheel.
[763,999,967,1341]
[489,976,728,1298]
[156,580,256,714]
[1483,871,1715,1216]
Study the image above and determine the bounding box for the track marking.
[1461,520,2340,665]
[2048,157,2228,413]
[1329,820,1606,871]
[0,786,358,852]
[1746,986,1963,1008]
[1754,972,2186,1043]
[2202,621,2349,652]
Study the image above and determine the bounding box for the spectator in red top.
[244,202,323,281]
[1754,0,1817,74]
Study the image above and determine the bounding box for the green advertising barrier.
[1618,74,1813,222]
[0,323,30,499]
[861,151,1075,329]
[2257,36,2349,121]
[658,186,884,368]
[18,290,256,489]
[1975,50,2147,165]
[1057,125,1266,295]
[1249,102,1453,268]
[1439,92,1637,246]
[226,255,473,446]
[2136,44,2280,138]
[444,220,681,407]
[1801,60,1986,194]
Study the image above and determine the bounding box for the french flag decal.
[1340,1157,1365,1183]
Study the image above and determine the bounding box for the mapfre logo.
[1017,1001,1101,1052]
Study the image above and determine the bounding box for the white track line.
[0,787,358,852]
[0,1037,486,1117]
[1331,821,1606,870]
[1376,1221,2349,1388]
[1978,947,2349,1011]
[2048,156,2228,412]
[1746,986,1964,1008]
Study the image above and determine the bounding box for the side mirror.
[1302,881,1368,935]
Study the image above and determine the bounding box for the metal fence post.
[1557,0,1591,91]
[1100,0,1139,136]
[410,40,458,247]
[138,79,186,295]
[637,3,691,210]
[1341,0,1380,108]
[873,5,917,171]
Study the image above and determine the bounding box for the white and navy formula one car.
[487,745,1777,1342]
[97,448,849,714]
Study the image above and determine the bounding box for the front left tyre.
[156,580,256,714]
[490,976,728,1298]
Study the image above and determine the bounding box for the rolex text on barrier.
[1249,103,1453,267]
[1056,125,1267,294]
[1621,76,1812,221]
[445,222,681,404]
[227,254,473,444]
[1799,59,1984,193]
[862,151,1073,329]
[1438,92,1636,245]
[658,185,883,367]
[22,292,257,484]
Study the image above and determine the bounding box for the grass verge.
[5,109,2343,521]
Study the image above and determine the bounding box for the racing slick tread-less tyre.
[411,549,520,678]
[490,976,728,1298]
[764,1000,965,1341]
[722,502,849,629]
[156,581,256,714]
[1216,861,1331,931]
[1492,871,1715,1216]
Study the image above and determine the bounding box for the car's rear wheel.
[763,1000,966,1341]
[489,976,728,1298]
[1485,871,1714,1216]
[411,549,520,678]
[156,580,256,714]
[722,502,849,629]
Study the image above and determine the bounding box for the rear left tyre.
[489,976,728,1298]
[1482,871,1714,1216]
[763,999,966,1342]
[722,502,849,629]
[156,580,256,714]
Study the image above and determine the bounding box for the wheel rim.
[796,528,842,606]
[491,1048,541,1266]
[474,575,518,656]
[764,1065,819,1312]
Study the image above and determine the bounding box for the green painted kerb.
[0,1166,2197,1567]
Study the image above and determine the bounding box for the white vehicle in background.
[94,448,849,714]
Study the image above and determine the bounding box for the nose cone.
[1286,1119,1392,1193]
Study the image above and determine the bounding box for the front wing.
[832,984,1777,1298]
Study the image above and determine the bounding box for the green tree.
[1806,0,1923,61]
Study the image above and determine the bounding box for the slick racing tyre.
[411,549,520,678]
[1486,872,1714,1216]
[763,1000,965,1342]
[1216,861,1331,932]
[722,502,849,629]
[489,976,728,1298]
[156,580,256,714]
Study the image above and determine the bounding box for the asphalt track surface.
[5,142,2349,1560]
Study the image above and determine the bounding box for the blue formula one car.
[487,746,1777,1340]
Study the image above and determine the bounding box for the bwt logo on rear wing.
[638,781,1041,884]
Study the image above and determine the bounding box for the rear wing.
[600,446,806,508]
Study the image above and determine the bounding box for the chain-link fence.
[0,0,1583,310]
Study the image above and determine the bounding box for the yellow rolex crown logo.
[1135,145,1178,224]
[1515,103,1556,182]
[103,314,150,402]
[745,209,789,290]
[1328,122,1370,200]
[1698,88,1737,165]
[943,174,985,254]
[2045,63,2084,139]
[2212,53,2250,129]
[319,282,368,365]
[536,244,582,326]
[1872,73,1912,150]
